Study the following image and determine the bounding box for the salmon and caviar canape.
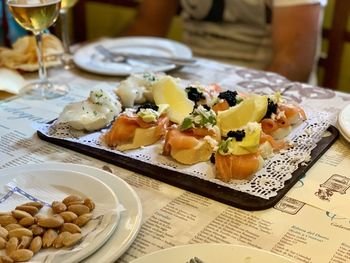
[163,105,221,165]
[261,93,307,140]
[104,103,170,151]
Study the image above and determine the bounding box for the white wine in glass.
[8,0,69,100]
[59,0,78,69]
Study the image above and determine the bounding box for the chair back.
[319,0,350,89]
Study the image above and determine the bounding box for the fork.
[94,45,197,66]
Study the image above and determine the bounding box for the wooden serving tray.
[37,125,339,211]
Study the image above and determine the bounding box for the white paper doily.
[38,108,332,200]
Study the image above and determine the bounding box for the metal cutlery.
[95,44,196,66]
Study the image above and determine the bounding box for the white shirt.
[180,0,327,83]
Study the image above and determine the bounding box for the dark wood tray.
[37,125,339,211]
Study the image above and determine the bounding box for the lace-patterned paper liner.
[38,108,331,200]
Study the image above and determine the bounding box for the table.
[1,58,350,263]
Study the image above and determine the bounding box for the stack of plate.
[0,163,142,262]
[337,104,350,142]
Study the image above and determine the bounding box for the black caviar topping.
[227,130,246,141]
[218,90,238,106]
[264,98,278,119]
[136,103,159,113]
[210,153,215,164]
[185,87,205,103]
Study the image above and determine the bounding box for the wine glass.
[59,0,78,69]
[7,0,69,100]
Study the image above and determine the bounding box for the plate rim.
[0,162,143,263]
[73,37,193,76]
[130,243,294,263]
[338,104,350,139]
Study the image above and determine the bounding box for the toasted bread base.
[116,126,160,151]
[170,140,213,165]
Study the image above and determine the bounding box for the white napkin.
[0,68,26,94]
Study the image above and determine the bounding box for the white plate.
[73,37,192,76]
[0,167,119,262]
[131,243,294,263]
[0,163,142,263]
[338,104,350,142]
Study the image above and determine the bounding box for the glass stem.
[34,32,48,84]
[60,9,71,55]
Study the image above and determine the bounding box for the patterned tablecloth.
[1,57,350,263]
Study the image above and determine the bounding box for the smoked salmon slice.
[105,114,169,147]
[215,152,261,182]
[163,128,202,156]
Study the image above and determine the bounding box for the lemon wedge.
[218,122,261,155]
[153,76,194,124]
[217,94,267,136]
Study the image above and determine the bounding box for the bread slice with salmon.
[104,104,169,151]
[163,105,220,165]
[215,123,264,182]
[261,94,306,140]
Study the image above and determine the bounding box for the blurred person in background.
[0,0,26,46]
[125,0,328,85]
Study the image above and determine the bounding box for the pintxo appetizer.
[163,105,221,165]
[260,93,307,139]
[215,123,264,181]
[58,89,122,131]
[103,103,169,151]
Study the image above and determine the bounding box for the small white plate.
[337,104,350,142]
[131,243,294,263]
[73,37,192,76]
[0,167,119,262]
[0,163,142,262]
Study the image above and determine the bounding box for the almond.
[0,212,11,216]
[0,255,14,263]
[62,233,82,247]
[6,237,18,255]
[9,249,33,262]
[66,200,85,206]
[29,225,44,236]
[20,202,43,209]
[84,198,95,211]
[42,229,58,248]
[0,236,7,249]
[29,236,42,254]
[62,195,82,206]
[60,223,81,234]
[74,213,93,227]
[0,225,8,239]
[68,204,90,216]
[11,210,32,219]
[18,236,32,249]
[15,205,39,216]
[53,232,71,249]
[59,211,78,223]
[19,216,35,227]
[0,215,17,226]
[37,215,64,228]
[5,224,23,232]
[52,201,67,214]
[8,228,33,239]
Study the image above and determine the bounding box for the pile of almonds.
[0,195,95,262]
